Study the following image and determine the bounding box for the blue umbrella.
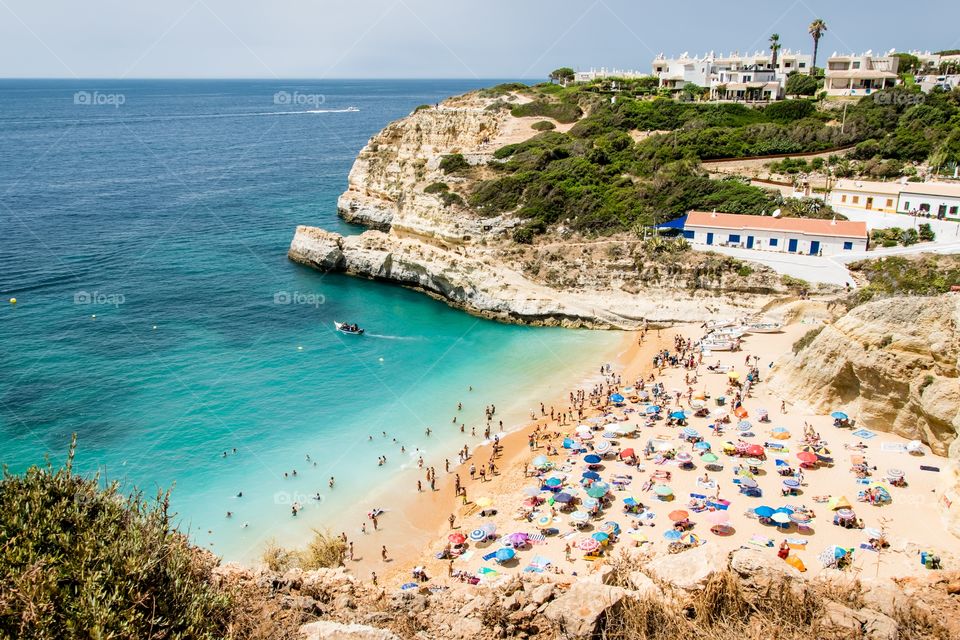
[740,477,758,489]
[671,411,688,420]
[831,411,848,420]
[495,547,515,562]
[586,485,609,499]
[738,420,753,430]
[774,506,795,515]
[663,529,682,541]
[532,455,550,468]
[772,426,789,434]
[584,454,602,465]
[754,506,775,518]
[610,393,625,403]
[544,477,562,487]
[592,532,609,542]
[681,426,698,437]
[554,492,575,504]
[562,437,575,449]
[582,471,601,481]
[694,441,711,450]
[646,405,661,414]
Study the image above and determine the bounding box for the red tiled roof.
[685,211,867,239]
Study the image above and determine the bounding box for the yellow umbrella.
[628,533,648,544]
[475,497,493,508]
[728,371,741,380]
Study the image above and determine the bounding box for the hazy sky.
[2,0,957,79]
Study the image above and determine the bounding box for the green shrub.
[511,100,582,124]
[763,100,815,123]
[424,181,450,194]
[792,327,824,353]
[532,120,556,131]
[512,226,535,244]
[918,223,936,241]
[439,153,470,174]
[413,104,432,113]
[0,439,237,639]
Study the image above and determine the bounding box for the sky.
[1,0,958,79]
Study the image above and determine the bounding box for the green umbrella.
[701,452,719,463]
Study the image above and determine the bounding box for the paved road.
[690,244,857,287]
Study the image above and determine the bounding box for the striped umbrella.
[680,532,702,546]
[594,440,612,454]
[570,510,590,522]
[600,521,620,534]
[469,528,487,541]
[535,515,553,529]
[789,512,812,525]
[577,537,601,552]
[676,452,693,463]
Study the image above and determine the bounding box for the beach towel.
[690,493,707,499]
[707,501,729,511]
[851,429,876,439]
[458,550,474,562]
[784,555,807,572]
[920,465,940,472]
[528,534,546,544]
[881,442,907,452]
[481,552,498,562]
[749,535,773,547]
[860,543,879,552]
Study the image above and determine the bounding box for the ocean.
[0,79,621,559]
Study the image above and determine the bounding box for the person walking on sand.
[449,513,456,529]
[564,543,572,561]
[469,464,476,480]
[381,545,388,562]
[371,571,378,587]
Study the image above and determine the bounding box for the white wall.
[828,189,899,213]
[685,226,867,256]
[897,193,960,219]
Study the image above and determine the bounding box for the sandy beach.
[332,315,955,589]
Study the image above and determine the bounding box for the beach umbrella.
[694,441,712,451]
[591,532,610,542]
[783,478,800,489]
[544,477,563,488]
[676,452,693,463]
[535,516,553,529]
[610,393,625,403]
[582,471,601,481]
[577,423,594,432]
[887,468,904,480]
[584,454,602,465]
[711,408,727,419]
[797,451,817,464]
[746,445,765,457]
[701,452,719,463]
[522,497,541,508]
[579,432,594,441]
[532,455,550,469]
[728,371,741,380]
[554,492,575,504]
[522,486,541,497]
[738,420,753,430]
[645,405,661,414]
[594,441,612,454]
[734,407,749,419]
[482,523,497,535]
[469,528,487,541]
[670,410,688,420]
[448,533,467,545]
[754,506,775,518]
[606,423,633,435]
[740,477,758,489]
[582,497,600,510]
[657,441,674,452]
[505,532,528,546]
[577,537,601,552]
[680,532,701,546]
[771,429,790,440]
[619,448,636,459]
[629,532,649,544]
[830,411,848,420]
[475,497,493,508]
[836,508,855,519]
[401,582,419,590]
[600,521,620,534]
[668,509,689,522]
[681,427,699,438]
[653,484,673,497]
[623,496,640,507]
[707,510,730,525]
[495,547,515,562]
[745,457,764,467]
[562,437,576,449]
[771,512,791,525]
[789,512,812,525]
[757,408,769,417]
[818,545,847,566]
[772,426,788,434]
[570,511,590,523]
[663,529,682,541]
[586,485,609,499]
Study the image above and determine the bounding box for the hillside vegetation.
[467,81,960,240]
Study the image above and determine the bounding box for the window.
[785,62,793,68]
[852,196,859,204]
[950,206,958,216]
[728,234,741,243]
[903,201,910,210]
[841,194,847,203]
[843,241,853,250]
[853,61,861,69]
[683,230,695,239]
[886,199,893,208]
[799,62,806,68]
[769,238,778,247]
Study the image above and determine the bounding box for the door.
[746,236,754,249]
[866,197,873,210]
[788,238,798,253]
[706,232,714,245]
[810,241,820,255]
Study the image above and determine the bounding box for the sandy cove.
[332,317,957,589]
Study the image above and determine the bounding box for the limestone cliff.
[291,89,800,327]
[769,295,960,456]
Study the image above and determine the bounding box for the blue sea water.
[0,79,621,559]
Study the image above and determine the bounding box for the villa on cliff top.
[829,179,960,218]
[681,211,868,256]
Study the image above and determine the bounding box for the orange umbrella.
[668,510,689,522]
[797,451,817,464]
[448,533,466,545]
[734,406,749,419]
[619,448,635,459]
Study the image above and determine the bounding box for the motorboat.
[710,326,746,338]
[334,321,364,335]
[345,106,360,112]
[705,319,737,330]
[701,340,736,352]
[746,322,783,334]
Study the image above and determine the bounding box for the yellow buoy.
[8,298,16,304]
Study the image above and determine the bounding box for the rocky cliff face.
[769,295,960,456]
[291,89,796,328]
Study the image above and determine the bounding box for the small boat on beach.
[705,319,737,330]
[746,322,783,334]
[334,321,364,335]
[710,326,746,339]
[701,340,736,352]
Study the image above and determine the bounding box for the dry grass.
[260,529,347,572]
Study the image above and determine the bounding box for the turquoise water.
[0,80,620,559]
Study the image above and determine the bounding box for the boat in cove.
[334,321,364,335]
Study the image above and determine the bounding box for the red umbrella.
[619,448,636,459]
[797,451,817,464]
[448,533,466,545]
[746,445,765,458]
[668,510,689,522]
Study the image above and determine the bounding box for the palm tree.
[808,19,828,76]
[769,33,781,70]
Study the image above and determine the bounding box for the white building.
[824,52,899,96]
[710,66,780,101]
[829,179,960,219]
[683,211,868,256]
[573,68,649,83]
[651,50,811,100]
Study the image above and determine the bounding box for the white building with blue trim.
[682,211,868,256]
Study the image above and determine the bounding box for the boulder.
[627,571,662,599]
[543,582,628,639]
[299,620,400,640]
[729,547,800,591]
[644,543,727,591]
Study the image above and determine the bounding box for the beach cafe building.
[829,179,960,219]
[681,211,868,256]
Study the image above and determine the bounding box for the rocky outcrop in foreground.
[215,546,960,640]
